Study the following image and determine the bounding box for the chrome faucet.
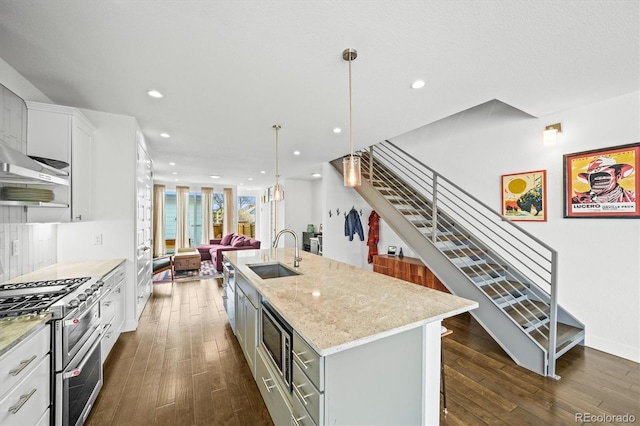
[273,229,302,268]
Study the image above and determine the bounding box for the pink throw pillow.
[221,233,234,245]
[232,237,245,247]
[244,238,253,246]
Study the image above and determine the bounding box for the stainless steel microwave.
[261,301,292,391]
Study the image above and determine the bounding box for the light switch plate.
[11,240,20,256]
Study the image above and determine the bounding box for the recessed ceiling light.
[293,151,301,156]
[311,173,321,178]
[147,90,164,98]
[172,172,178,175]
[248,177,253,181]
[260,170,266,174]
[174,178,179,181]
[239,183,244,186]
[210,175,221,179]
[411,80,425,89]
[169,162,176,166]
[160,132,171,138]
[333,127,342,134]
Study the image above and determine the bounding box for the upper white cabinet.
[25,101,95,222]
[0,85,27,153]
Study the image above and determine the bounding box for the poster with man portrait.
[564,143,640,218]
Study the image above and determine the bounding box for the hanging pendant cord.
[348,53,354,158]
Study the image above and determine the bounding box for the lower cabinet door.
[256,347,292,426]
[0,355,50,426]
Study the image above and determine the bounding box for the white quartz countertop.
[1,259,124,356]
[226,248,478,356]
[5,259,126,283]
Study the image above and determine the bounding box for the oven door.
[55,325,103,426]
[56,296,104,371]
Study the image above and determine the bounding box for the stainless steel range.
[0,276,110,426]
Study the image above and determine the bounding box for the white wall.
[388,93,640,362]
[282,179,318,249]
[320,163,370,269]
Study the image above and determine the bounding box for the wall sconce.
[543,123,562,146]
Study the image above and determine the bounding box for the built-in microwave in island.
[260,301,293,392]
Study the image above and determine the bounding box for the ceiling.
[0,1,637,190]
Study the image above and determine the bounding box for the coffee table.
[173,248,201,272]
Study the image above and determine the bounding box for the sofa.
[196,233,261,271]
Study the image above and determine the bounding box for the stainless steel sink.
[247,262,301,279]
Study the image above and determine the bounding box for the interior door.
[135,139,153,318]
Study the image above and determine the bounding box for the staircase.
[331,140,585,378]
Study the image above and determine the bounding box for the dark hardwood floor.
[86,277,272,426]
[87,277,639,426]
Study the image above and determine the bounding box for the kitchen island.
[225,248,478,426]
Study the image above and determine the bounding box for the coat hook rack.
[328,210,332,218]
[336,208,340,215]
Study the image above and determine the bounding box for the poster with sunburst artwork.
[501,170,546,221]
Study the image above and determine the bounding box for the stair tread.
[481,280,528,299]
[428,233,469,242]
[460,262,507,277]
[504,300,549,326]
[442,247,486,258]
[530,322,585,352]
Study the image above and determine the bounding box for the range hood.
[0,143,69,186]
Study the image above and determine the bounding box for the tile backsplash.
[0,206,57,281]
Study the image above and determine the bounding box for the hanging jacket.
[367,210,380,263]
[344,208,364,241]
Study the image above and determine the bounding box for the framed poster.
[563,142,639,218]
[501,170,546,221]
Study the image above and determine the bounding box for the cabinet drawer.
[0,354,50,426]
[101,291,116,326]
[101,319,118,364]
[293,331,323,391]
[291,386,317,426]
[236,274,260,308]
[256,348,291,426]
[36,407,50,426]
[292,361,322,425]
[113,264,126,285]
[0,324,50,399]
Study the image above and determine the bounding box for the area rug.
[153,260,222,283]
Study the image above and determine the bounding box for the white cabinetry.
[0,324,50,426]
[100,263,126,363]
[256,346,294,426]
[25,101,95,222]
[235,272,259,377]
[0,84,27,152]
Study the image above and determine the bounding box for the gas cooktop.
[0,277,92,319]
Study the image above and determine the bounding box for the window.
[213,192,224,238]
[237,195,256,237]
[164,190,204,252]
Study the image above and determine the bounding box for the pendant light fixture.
[272,124,284,201]
[342,48,362,187]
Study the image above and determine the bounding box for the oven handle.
[62,328,104,380]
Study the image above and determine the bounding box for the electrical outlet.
[11,240,20,256]
[93,234,103,245]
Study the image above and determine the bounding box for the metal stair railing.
[360,140,560,377]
